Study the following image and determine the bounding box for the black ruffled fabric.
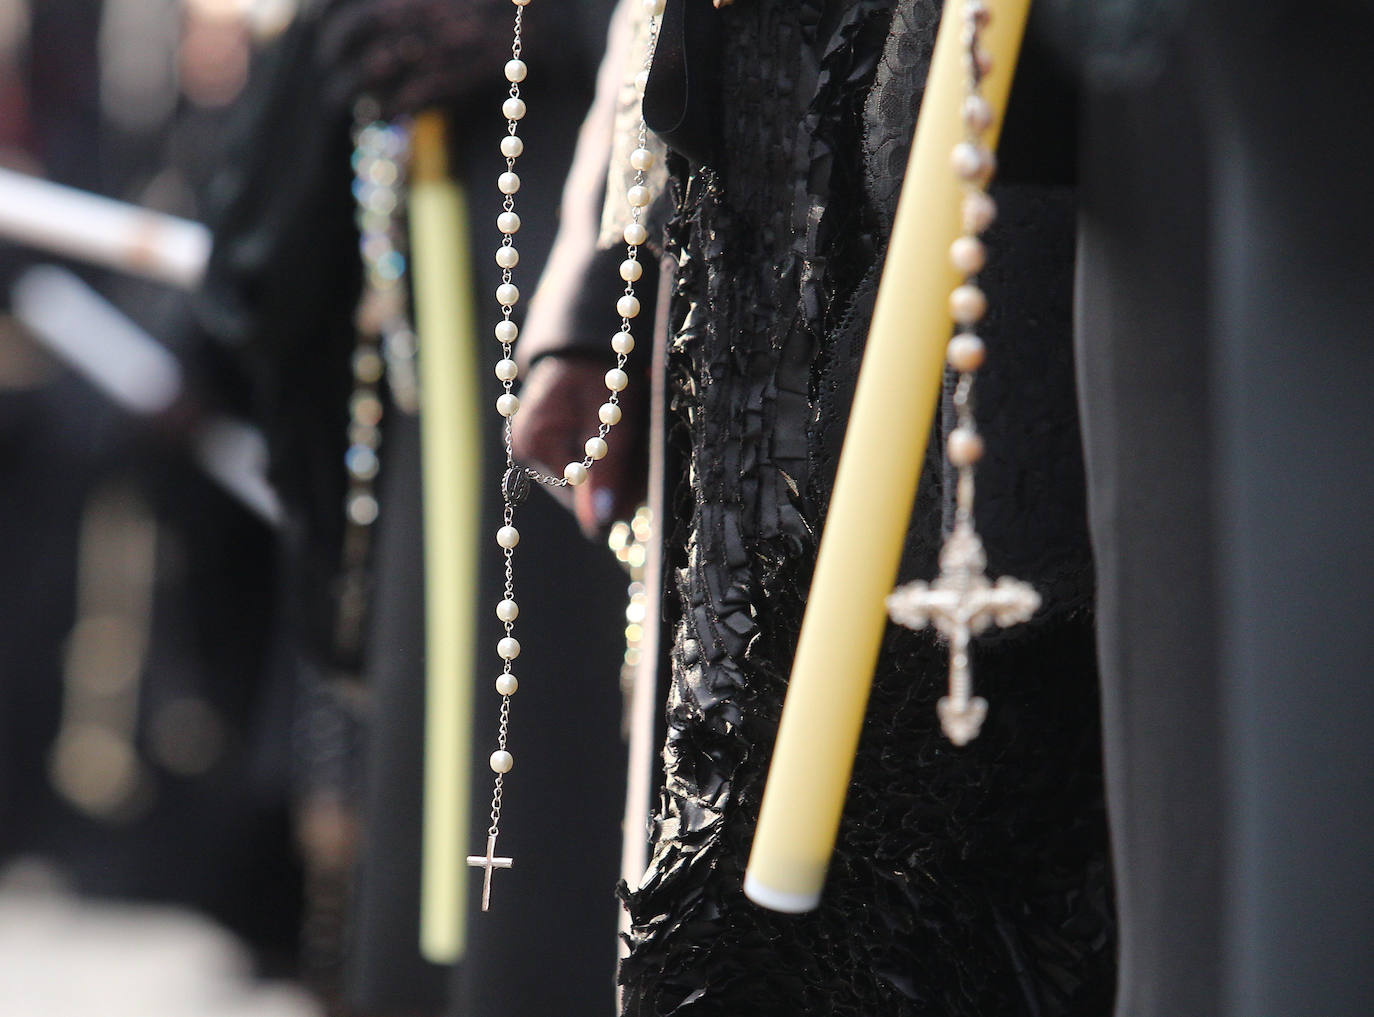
[620,3,1113,1014]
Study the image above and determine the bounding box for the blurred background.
[0,1,628,1015]
[0,2,321,1013]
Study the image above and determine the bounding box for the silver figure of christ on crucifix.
[886,522,1040,745]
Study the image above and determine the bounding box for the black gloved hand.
[316,0,515,119]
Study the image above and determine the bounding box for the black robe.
[1066,2,1374,1014]
[619,3,1114,1015]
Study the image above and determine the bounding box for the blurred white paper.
[0,167,210,289]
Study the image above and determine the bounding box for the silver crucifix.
[886,522,1040,746]
[467,833,513,912]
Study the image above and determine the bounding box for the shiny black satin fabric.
[642,0,722,164]
[620,2,1113,1015]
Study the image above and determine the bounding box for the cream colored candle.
[411,112,481,961]
[743,0,1031,914]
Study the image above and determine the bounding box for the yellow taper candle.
[411,111,482,960]
[743,0,1031,913]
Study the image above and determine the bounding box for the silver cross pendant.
[886,522,1040,746]
[467,833,513,912]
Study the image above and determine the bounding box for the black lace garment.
[620,3,1113,1015]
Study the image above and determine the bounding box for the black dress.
[620,2,1114,1015]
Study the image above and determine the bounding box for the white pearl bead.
[585,436,608,460]
[495,320,518,343]
[951,142,994,182]
[627,184,651,208]
[497,393,520,417]
[599,402,622,426]
[611,331,635,355]
[642,0,665,15]
[495,358,519,382]
[946,334,987,372]
[498,171,521,194]
[947,427,985,467]
[634,69,649,96]
[617,295,641,319]
[496,525,520,549]
[963,191,997,233]
[347,492,378,526]
[620,259,643,282]
[630,147,655,171]
[975,47,994,77]
[963,95,993,132]
[950,142,980,178]
[496,599,519,622]
[949,235,987,275]
[504,59,528,83]
[624,222,649,246]
[564,462,589,486]
[500,134,524,158]
[353,350,383,383]
[496,282,520,307]
[511,0,530,6]
[605,367,628,392]
[498,211,521,234]
[502,97,526,121]
[496,673,519,696]
[949,284,988,325]
[496,246,519,269]
[497,636,521,660]
[489,750,514,774]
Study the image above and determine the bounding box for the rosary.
[467,0,664,912]
[885,0,1039,744]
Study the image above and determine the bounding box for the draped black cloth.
[1065,2,1374,1014]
